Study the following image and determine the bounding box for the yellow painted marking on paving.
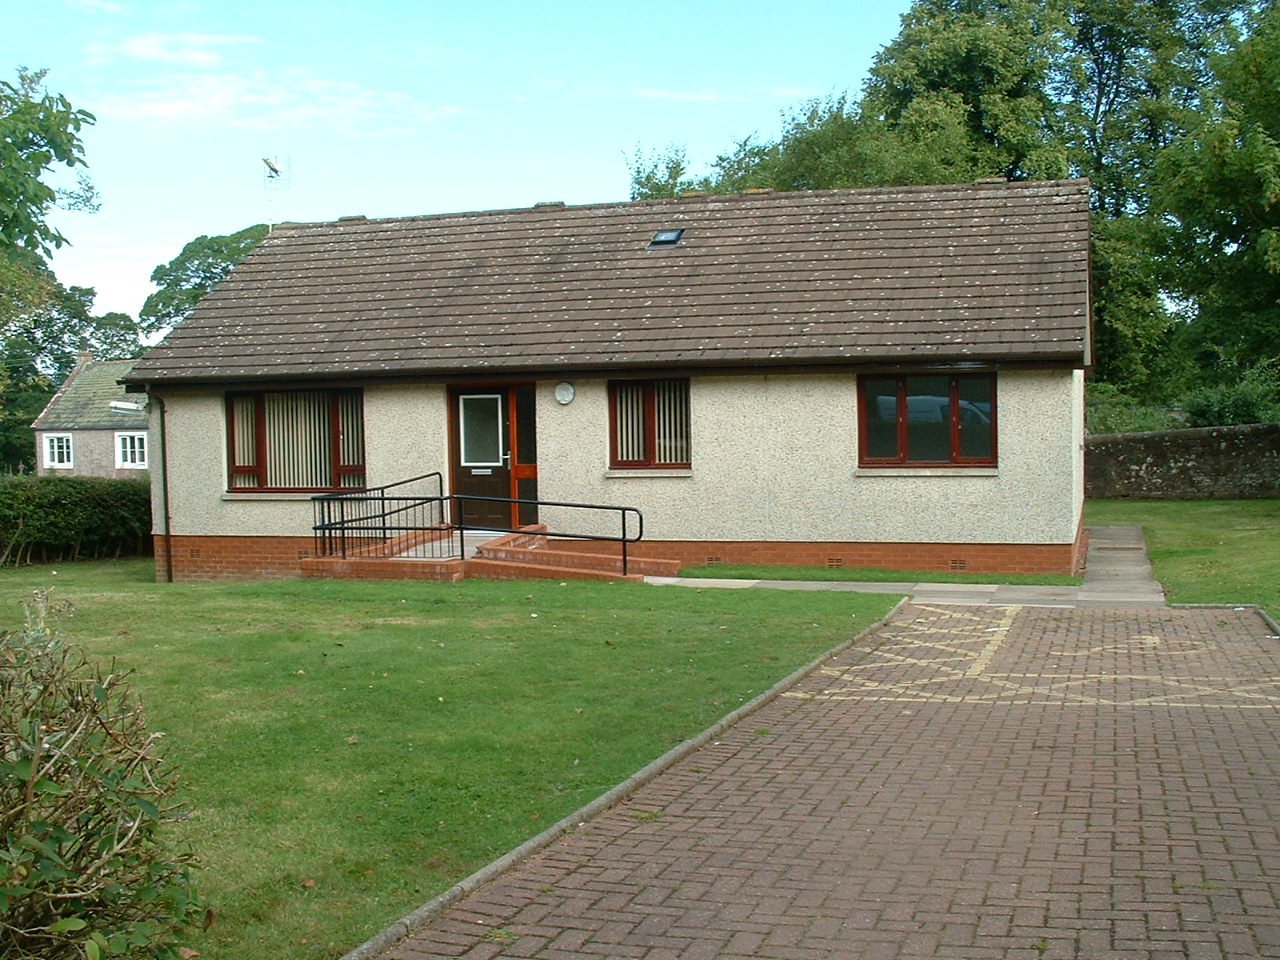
[964,606,1020,678]
[795,605,1280,709]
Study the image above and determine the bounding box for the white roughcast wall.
[153,370,1082,546]
[537,369,1082,546]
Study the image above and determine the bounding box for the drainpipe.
[155,393,175,583]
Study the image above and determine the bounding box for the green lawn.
[0,560,899,960]
[1086,498,1280,618]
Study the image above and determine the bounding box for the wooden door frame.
[447,383,537,529]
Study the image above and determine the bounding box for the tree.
[0,68,96,256]
[1054,0,1258,218]
[1154,1,1280,374]
[862,0,1072,181]
[139,224,269,333]
[626,0,1265,400]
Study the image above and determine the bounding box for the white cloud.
[86,33,262,68]
[96,69,470,137]
[633,88,746,104]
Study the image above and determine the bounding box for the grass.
[1086,498,1280,618]
[678,563,1080,586]
[0,559,899,960]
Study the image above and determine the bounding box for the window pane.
[338,391,363,467]
[460,395,502,465]
[904,375,951,462]
[957,377,994,458]
[862,378,899,459]
[613,383,645,462]
[231,396,257,467]
[265,391,330,488]
[654,380,690,464]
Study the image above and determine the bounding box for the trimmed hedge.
[0,476,152,565]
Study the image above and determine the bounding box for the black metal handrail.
[312,486,643,575]
[312,473,445,562]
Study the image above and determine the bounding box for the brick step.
[463,557,645,583]
[475,543,681,577]
[300,555,465,582]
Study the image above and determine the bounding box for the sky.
[6,0,914,321]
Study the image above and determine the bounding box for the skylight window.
[648,228,684,248]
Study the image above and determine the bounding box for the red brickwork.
[153,535,315,582]
[156,528,1086,581]
[567,534,1085,576]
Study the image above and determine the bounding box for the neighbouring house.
[124,179,1092,582]
[31,356,150,478]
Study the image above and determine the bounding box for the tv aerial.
[262,155,291,189]
[261,155,292,229]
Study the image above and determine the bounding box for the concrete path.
[646,526,1166,609]
[369,602,1280,960]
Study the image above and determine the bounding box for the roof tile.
[128,180,1092,385]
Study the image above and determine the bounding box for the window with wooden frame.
[609,379,691,468]
[858,373,996,467]
[226,389,365,491]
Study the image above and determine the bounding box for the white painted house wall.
[538,369,1082,546]
[154,369,1082,550]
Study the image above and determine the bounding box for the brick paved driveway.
[380,604,1280,960]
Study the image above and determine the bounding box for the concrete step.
[475,542,680,578]
[301,555,465,581]
[464,557,645,583]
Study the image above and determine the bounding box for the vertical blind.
[612,379,690,467]
[228,390,365,489]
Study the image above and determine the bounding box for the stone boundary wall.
[1086,422,1280,499]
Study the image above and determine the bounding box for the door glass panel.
[904,375,951,462]
[516,477,539,525]
[862,378,899,459]
[460,395,503,465]
[515,385,537,465]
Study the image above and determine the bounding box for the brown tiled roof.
[126,179,1091,385]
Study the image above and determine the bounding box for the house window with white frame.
[44,433,74,470]
[115,432,148,469]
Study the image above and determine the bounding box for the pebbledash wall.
[151,368,1086,581]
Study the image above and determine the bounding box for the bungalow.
[124,179,1091,582]
[32,356,149,478]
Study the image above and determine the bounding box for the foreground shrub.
[1180,361,1280,428]
[0,591,202,959]
[1085,382,1178,434]
[0,477,151,565]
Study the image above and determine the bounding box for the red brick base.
[565,535,1085,576]
[155,527,1087,581]
[153,535,316,582]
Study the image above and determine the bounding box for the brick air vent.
[705,556,723,565]
[826,558,845,569]
[950,559,968,571]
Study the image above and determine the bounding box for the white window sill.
[855,467,999,478]
[604,469,693,479]
[221,492,324,501]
